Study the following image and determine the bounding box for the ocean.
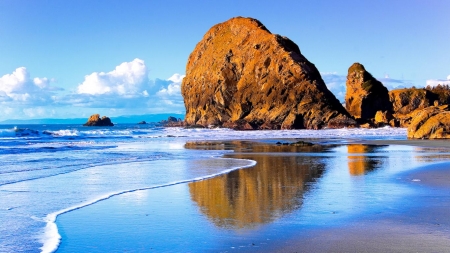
[1,124,447,252]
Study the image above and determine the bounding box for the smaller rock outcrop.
[374,110,393,125]
[137,121,147,124]
[83,114,114,126]
[407,105,450,139]
[158,116,185,127]
[425,84,450,105]
[345,63,392,122]
[389,88,436,115]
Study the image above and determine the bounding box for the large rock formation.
[345,63,392,121]
[407,105,450,139]
[83,114,114,126]
[181,17,354,130]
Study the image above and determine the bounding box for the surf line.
[39,157,257,253]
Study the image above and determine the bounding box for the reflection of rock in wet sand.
[188,141,326,229]
[347,144,385,176]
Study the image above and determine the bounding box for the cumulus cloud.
[77,58,148,95]
[0,60,186,121]
[426,75,450,88]
[67,59,185,112]
[157,73,185,97]
[0,67,62,105]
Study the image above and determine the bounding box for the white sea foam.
[162,126,407,141]
[39,158,257,253]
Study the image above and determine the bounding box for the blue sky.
[0,0,449,120]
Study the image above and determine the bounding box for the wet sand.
[56,139,450,252]
[271,151,450,253]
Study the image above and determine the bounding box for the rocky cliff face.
[407,105,450,139]
[345,63,392,121]
[83,114,114,126]
[389,88,436,115]
[181,17,354,130]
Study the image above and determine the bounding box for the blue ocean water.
[0,124,411,252]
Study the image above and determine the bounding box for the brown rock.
[374,110,393,124]
[83,114,114,126]
[425,84,450,105]
[345,63,392,121]
[389,88,436,115]
[407,105,450,139]
[159,116,185,127]
[181,17,354,130]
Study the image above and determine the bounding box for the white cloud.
[157,74,184,97]
[0,67,61,105]
[77,58,148,95]
[65,60,185,114]
[167,73,184,83]
[23,107,48,118]
[0,61,186,121]
[426,75,450,87]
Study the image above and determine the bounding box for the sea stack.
[345,63,392,122]
[181,17,354,130]
[83,114,114,126]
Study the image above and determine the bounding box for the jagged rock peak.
[345,62,392,121]
[181,17,354,130]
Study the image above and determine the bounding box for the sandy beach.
[270,161,450,253]
[55,139,450,252]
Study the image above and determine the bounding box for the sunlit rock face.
[83,114,114,126]
[389,87,450,127]
[187,141,326,228]
[389,88,436,115]
[181,17,353,130]
[345,63,392,122]
[407,105,450,139]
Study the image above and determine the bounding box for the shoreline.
[54,138,450,252]
[43,157,256,253]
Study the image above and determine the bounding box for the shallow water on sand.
[56,141,450,252]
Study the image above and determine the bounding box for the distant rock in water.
[83,114,114,126]
[137,121,147,124]
[345,63,392,122]
[158,116,185,127]
[181,17,354,130]
[407,105,450,139]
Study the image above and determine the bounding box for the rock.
[425,84,450,105]
[289,140,313,147]
[374,110,393,124]
[345,63,392,121]
[167,116,178,122]
[158,116,185,127]
[83,114,114,126]
[137,121,147,124]
[389,88,436,115]
[181,17,354,130]
[407,105,450,139]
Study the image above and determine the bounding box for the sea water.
[0,124,410,252]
